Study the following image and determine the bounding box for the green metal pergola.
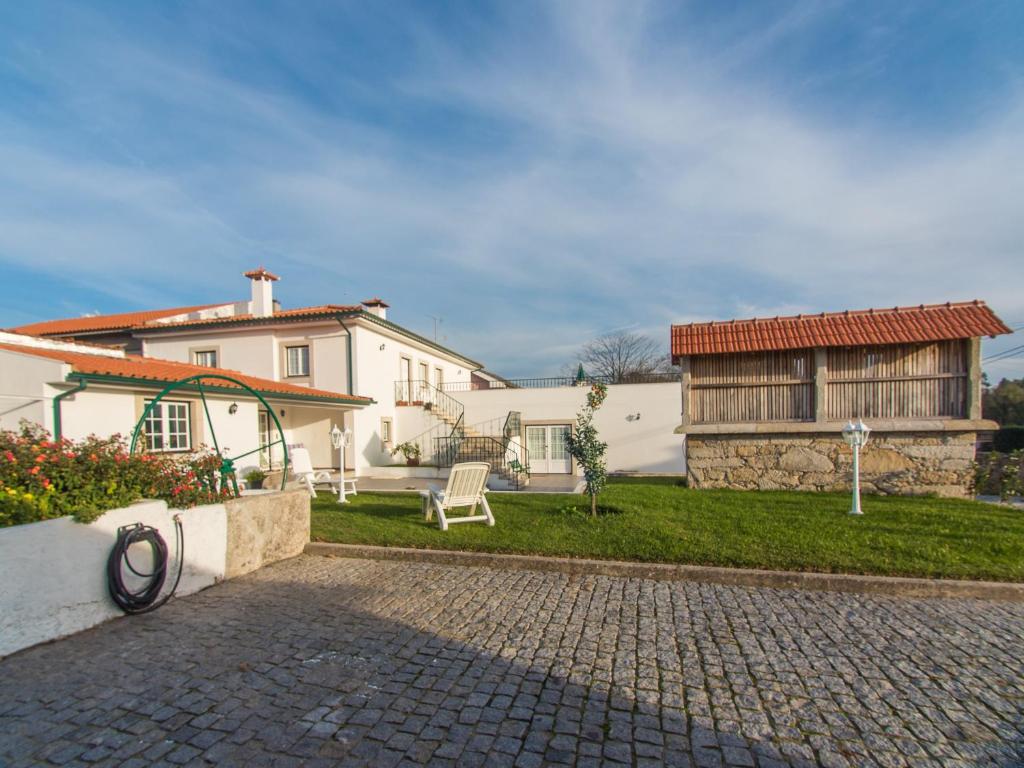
[129,373,290,496]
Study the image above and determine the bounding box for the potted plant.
[393,441,422,467]
[243,468,267,490]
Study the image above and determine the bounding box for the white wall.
[456,382,685,475]
[142,328,278,380]
[0,350,64,433]
[0,500,227,658]
[351,323,475,473]
[60,387,139,442]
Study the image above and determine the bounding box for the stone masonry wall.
[687,432,976,497]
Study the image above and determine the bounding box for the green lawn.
[310,479,1024,581]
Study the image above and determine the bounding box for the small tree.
[565,382,609,517]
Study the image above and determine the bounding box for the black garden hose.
[106,516,184,614]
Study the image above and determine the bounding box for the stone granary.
[672,301,1012,496]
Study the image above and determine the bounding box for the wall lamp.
[626,412,641,422]
[379,343,386,351]
[228,403,238,415]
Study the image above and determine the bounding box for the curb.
[304,542,1024,601]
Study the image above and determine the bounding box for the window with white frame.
[193,349,218,368]
[381,417,392,447]
[286,345,310,377]
[144,400,191,452]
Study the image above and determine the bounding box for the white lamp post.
[330,423,353,504]
[841,419,871,515]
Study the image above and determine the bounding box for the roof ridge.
[672,300,994,330]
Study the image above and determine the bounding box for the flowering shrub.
[0,424,235,527]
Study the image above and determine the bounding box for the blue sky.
[1,0,1021,378]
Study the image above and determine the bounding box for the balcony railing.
[440,372,678,392]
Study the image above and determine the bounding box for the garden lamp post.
[330,423,353,504]
[842,419,871,515]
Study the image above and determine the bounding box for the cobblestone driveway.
[2,555,1022,767]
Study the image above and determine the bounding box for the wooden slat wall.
[691,350,814,423]
[688,341,969,424]
[825,341,967,420]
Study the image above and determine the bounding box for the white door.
[418,362,430,400]
[525,425,572,473]
[400,357,412,401]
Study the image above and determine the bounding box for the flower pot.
[406,458,420,467]
[248,479,264,490]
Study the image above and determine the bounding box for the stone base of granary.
[686,432,977,497]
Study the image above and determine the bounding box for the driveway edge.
[304,542,1024,601]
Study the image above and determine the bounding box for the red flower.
[35,455,46,463]
[4,451,15,463]
[29,466,41,475]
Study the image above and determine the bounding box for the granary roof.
[670,300,1012,360]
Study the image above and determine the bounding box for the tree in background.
[574,330,675,383]
[566,382,609,517]
[984,377,1024,426]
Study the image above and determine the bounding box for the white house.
[0,332,370,478]
[11,269,482,477]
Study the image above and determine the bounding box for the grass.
[310,478,1024,582]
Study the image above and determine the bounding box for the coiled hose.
[106,516,184,614]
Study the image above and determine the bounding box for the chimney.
[244,267,280,318]
[361,297,389,320]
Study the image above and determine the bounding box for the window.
[286,345,310,377]
[381,418,393,448]
[193,349,218,368]
[144,400,191,452]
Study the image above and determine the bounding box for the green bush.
[0,424,235,527]
[993,426,1024,453]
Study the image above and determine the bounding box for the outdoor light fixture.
[330,423,354,503]
[842,419,871,515]
[228,403,238,415]
[379,343,386,351]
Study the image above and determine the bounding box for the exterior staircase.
[395,380,529,488]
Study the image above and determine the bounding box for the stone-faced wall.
[686,432,976,497]
[224,488,310,579]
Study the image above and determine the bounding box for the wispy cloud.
[0,0,1021,376]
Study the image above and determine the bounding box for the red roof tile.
[0,344,372,405]
[11,304,230,337]
[135,304,363,331]
[671,301,1012,359]
[243,266,280,281]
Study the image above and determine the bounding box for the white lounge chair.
[291,448,357,498]
[419,462,495,531]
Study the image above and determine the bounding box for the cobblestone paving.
[2,555,1023,767]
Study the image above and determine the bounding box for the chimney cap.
[244,266,280,282]
[361,297,390,308]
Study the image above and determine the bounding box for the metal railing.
[440,372,678,392]
[434,433,530,490]
[395,379,465,426]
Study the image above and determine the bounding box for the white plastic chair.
[419,462,495,531]
[291,448,357,498]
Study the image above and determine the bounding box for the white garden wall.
[0,500,226,658]
[0,489,309,659]
[456,382,686,475]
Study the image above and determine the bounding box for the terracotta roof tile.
[243,266,280,281]
[0,344,372,405]
[136,304,363,331]
[671,301,1012,359]
[11,304,229,337]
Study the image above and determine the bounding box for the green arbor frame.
[130,374,290,496]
